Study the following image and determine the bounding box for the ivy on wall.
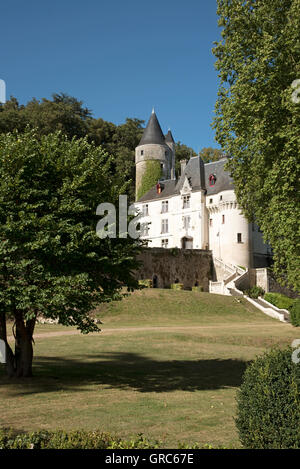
[137,160,162,200]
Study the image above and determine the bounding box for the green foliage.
[192,286,203,292]
[169,247,180,256]
[244,286,265,299]
[170,283,184,290]
[236,347,300,449]
[0,96,145,202]
[0,129,141,376]
[0,94,91,138]
[0,428,232,449]
[264,292,295,310]
[213,0,300,292]
[198,147,224,163]
[290,299,300,327]
[137,160,162,200]
[138,279,152,288]
[0,429,161,449]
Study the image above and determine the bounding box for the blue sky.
[1,0,222,151]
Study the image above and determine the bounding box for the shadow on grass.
[0,352,249,395]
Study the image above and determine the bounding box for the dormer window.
[182,195,190,209]
[209,174,216,186]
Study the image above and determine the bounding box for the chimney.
[180,159,187,176]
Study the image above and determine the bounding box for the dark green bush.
[236,347,300,449]
[0,430,161,449]
[264,292,295,310]
[290,300,300,327]
[0,429,232,449]
[244,286,265,299]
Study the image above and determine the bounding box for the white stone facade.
[134,113,271,270]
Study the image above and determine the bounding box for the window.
[161,239,169,248]
[209,174,216,186]
[183,216,191,230]
[142,204,149,216]
[209,198,213,204]
[161,200,168,213]
[237,233,242,243]
[182,195,190,209]
[141,223,149,237]
[188,177,192,187]
[220,195,223,201]
[222,215,225,224]
[161,219,168,234]
[209,218,213,227]
[141,150,144,156]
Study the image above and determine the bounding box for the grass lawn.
[1,289,299,448]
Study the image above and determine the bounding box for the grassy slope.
[1,289,298,448]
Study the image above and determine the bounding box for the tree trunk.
[14,314,35,377]
[14,334,34,378]
[1,310,35,378]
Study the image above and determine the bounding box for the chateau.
[135,110,272,272]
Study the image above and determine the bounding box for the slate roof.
[137,180,177,202]
[137,111,166,146]
[164,129,175,143]
[175,156,205,192]
[204,158,234,195]
[136,156,234,202]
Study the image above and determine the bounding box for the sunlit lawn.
[1,289,298,448]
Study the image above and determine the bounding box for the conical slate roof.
[165,129,175,143]
[137,110,166,146]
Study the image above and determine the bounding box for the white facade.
[137,179,208,251]
[135,113,270,270]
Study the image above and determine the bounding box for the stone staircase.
[209,258,290,323]
[209,258,246,296]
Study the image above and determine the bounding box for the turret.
[135,110,175,200]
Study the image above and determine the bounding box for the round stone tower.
[135,110,174,201]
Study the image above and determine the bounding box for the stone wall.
[235,267,299,298]
[135,248,213,291]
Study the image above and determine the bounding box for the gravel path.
[6,322,290,341]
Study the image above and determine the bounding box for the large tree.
[213,0,300,291]
[0,129,141,377]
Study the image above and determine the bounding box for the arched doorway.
[181,237,193,249]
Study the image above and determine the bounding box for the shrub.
[0,430,161,449]
[236,347,300,449]
[192,286,203,292]
[264,292,295,310]
[138,279,152,288]
[244,286,265,299]
[170,283,184,290]
[290,300,300,327]
[0,429,229,449]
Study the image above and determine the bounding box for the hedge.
[290,299,300,327]
[0,429,232,449]
[264,292,295,310]
[236,347,300,449]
